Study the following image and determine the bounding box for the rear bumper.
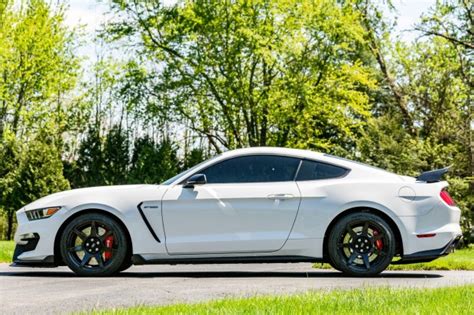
[392,234,462,264]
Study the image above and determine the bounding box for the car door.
[161,155,302,255]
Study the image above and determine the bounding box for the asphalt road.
[1,263,473,314]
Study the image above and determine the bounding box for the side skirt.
[132,254,323,265]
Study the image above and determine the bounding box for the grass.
[312,245,474,271]
[93,285,474,315]
[0,240,14,263]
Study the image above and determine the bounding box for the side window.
[296,160,348,181]
[200,155,300,184]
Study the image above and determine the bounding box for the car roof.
[221,147,324,160]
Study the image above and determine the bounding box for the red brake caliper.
[104,234,114,261]
[373,230,383,251]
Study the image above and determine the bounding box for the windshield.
[161,154,220,185]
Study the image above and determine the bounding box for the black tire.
[327,261,342,272]
[60,213,128,277]
[327,212,395,277]
[119,259,133,272]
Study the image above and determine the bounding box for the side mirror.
[183,174,207,188]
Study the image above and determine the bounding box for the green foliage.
[106,0,376,154]
[103,126,130,185]
[93,285,474,315]
[65,127,182,188]
[129,137,181,185]
[0,240,15,263]
[0,132,69,239]
[74,126,105,187]
[448,178,474,244]
[0,0,79,136]
[183,148,207,171]
[0,0,79,239]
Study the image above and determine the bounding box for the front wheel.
[327,212,396,276]
[60,213,128,276]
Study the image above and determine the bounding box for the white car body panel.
[13,147,462,265]
[162,181,301,254]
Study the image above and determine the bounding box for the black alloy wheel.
[328,212,396,276]
[60,213,129,276]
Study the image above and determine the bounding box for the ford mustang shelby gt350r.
[12,147,462,276]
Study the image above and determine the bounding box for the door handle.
[267,193,294,200]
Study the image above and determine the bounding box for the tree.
[71,126,106,188]
[103,125,130,185]
[0,0,79,138]
[415,0,473,193]
[0,132,69,240]
[0,0,80,239]
[129,136,180,184]
[183,148,207,170]
[106,0,376,154]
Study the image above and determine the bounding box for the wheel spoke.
[346,226,356,238]
[68,245,83,252]
[90,221,98,237]
[95,254,104,267]
[347,252,358,265]
[362,254,371,269]
[73,228,87,241]
[80,253,92,267]
[362,222,369,234]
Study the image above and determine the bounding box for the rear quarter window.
[296,160,348,181]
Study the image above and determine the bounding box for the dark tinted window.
[296,160,348,181]
[200,155,300,183]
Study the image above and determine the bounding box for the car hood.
[22,185,155,211]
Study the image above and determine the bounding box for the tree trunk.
[6,210,14,240]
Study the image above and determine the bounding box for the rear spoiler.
[416,166,450,183]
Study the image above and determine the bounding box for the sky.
[64,0,438,60]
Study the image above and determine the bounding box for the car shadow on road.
[0,269,443,279]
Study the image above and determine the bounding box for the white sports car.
[12,147,462,276]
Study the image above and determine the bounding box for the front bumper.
[11,233,56,267]
[12,207,65,266]
[392,234,462,264]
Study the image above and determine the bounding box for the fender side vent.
[137,202,161,243]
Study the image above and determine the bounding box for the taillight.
[440,189,455,206]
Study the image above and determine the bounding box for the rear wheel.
[327,212,395,276]
[119,259,133,272]
[60,213,128,276]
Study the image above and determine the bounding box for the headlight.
[25,207,61,221]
